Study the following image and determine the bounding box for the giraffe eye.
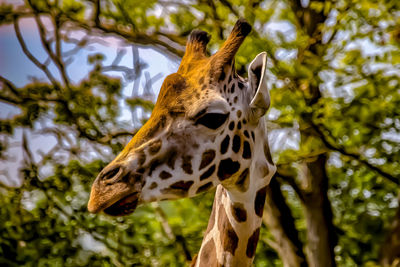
[195,113,229,130]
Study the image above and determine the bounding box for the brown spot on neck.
[254,186,268,217]
[218,203,239,255]
[246,227,260,258]
[198,239,219,267]
[231,202,247,222]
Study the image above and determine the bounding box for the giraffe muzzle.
[102,192,140,216]
[88,163,143,216]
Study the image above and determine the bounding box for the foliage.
[0,0,399,266]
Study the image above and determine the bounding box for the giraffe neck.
[193,119,276,266]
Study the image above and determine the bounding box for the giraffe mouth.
[103,192,139,216]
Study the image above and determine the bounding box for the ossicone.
[210,19,252,80]
[185,29,211,58]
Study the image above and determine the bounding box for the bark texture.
[263,178,307,267]
[380,194,400,267]
[300,154,337,267]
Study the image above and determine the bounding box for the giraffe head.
[88,19,274,216]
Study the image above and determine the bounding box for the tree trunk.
[300,154,336,267]
[380,194,400,266]
[263,178,307,267]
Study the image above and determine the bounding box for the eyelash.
[195,113,229,130]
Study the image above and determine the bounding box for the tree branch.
[64,12,185,59]
[275,169,306,203]
[153,203,192,261]
[0,76,22,104]
[263,178,308,267]
[27,0,71,89]
[218,0,240,17]
[311,121,400,185]
[13,17,59,87]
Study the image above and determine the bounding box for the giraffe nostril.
[102,167,120,180]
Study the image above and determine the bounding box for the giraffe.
[88,19,276,266]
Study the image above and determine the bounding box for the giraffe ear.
[248,52,270,120]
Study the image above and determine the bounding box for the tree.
[1,0,399,266]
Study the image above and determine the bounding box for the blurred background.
[0,0,399,266]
